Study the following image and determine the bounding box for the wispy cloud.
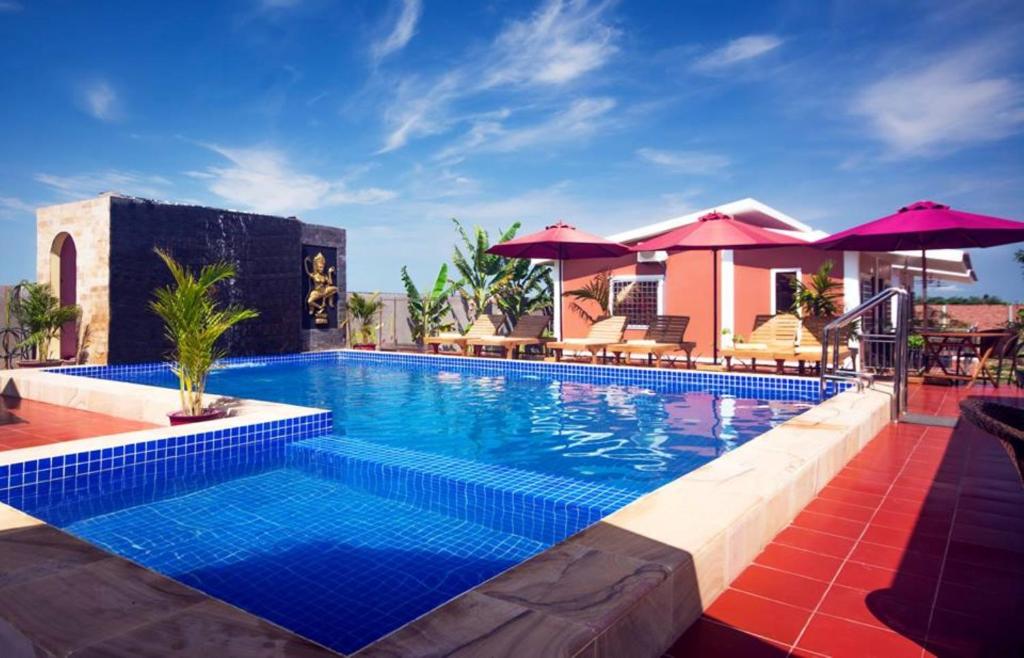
[636,147,730,174]
[371,0,422,62]
[484,0,618,88]
[35,171,172,199]
[692,34,783,72]
[0,2,22,12]
[0,195,35,221]
[853,45,1024,156]
[378,0,619,153]
[189,145,396,214]
[76,80,119,121]
[259,0,302,9]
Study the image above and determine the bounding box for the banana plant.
[494,256,552,326]
[401,264,456,345]
[450,219,520,323]
[150,248,259,416]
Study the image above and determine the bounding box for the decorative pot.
[168,408,228,426]
[16,359,63,369]
[352,343,377,351]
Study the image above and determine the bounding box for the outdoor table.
[918,330,1013,383]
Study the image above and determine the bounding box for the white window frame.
[609,275,665,329]
[770,267,802,316]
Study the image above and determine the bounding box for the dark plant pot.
[168,408,228,426]
[352,343,376,351]
[1016,369,1024,387]
[16,359,63,369]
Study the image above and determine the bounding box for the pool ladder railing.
[819,287,911,420]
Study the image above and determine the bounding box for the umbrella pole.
[713,248,719,364]
[921,248,927,329]
[557,258,564,341]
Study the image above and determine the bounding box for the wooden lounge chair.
[546,316,627,364]
[723,314,849,375]
[425,314,503,355]
[772,316,850,375]
[721,313,799,373]
[607,315,696,368]
[466,314,550,359]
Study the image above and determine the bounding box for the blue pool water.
[9,353,821,652]
[108,356,813,492]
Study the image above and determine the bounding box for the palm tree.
[450,219,520,323]
[11,281,80,362]
[344,292,384,345]
[791,260,842,318]
[494,257,553,326]
[401,264,456,345]
[150,248,259,416]
[563,271,611,323]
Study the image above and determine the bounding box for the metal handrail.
[819,287,911,419]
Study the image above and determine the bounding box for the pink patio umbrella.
[813,201,1024,326]
[631,211,805,363]
[487,221,630,340]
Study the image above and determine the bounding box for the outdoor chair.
[466,314,550,359]
[425,314,503,356]
[546,315,627,364]
[967,331,1018,389]
[721,313,848,374]
[959,398,1024,486]
[607,315,696,368]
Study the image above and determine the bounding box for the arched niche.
[48,232,78,360]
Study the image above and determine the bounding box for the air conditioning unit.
[635,250,668,264]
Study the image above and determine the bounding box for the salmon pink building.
[554,198,974,361]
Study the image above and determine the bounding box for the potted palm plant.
[345,292,384,350]
[11,282,80,368]
[150,248,259,426]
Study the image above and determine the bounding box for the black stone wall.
[107,197,345,363]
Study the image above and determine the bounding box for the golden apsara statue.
[304,251,339,325]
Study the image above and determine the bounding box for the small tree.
[451,219,520,323]
[401,264,455,344]
[791,261,842,318]
[563,272,611,323]
[150,249,259,416]
[345,292,384,345]
[494,257,552,326]
[11,282,80,362]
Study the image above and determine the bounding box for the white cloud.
[191,145,396,214]
[487,97,615,153]
[0,196,35,221]
[484,0,619,88]
[636,147,730,174]
[76,80,119,121]
[371,0,422,61]
[853,47,1024,156]
[692,34,783,72]
[378,0,619,153]
[35,171,172,199]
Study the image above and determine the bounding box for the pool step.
[286,437,638,545]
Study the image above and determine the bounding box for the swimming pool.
[94,352,815,492]
[3,351,831,652]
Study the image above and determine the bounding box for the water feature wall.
[102,196,345,363]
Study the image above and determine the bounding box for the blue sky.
[1,0,1022,299]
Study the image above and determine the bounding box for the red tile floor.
[0,395,156,451]
[668,382,1024,657]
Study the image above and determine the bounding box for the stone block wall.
[36,196,112,363]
